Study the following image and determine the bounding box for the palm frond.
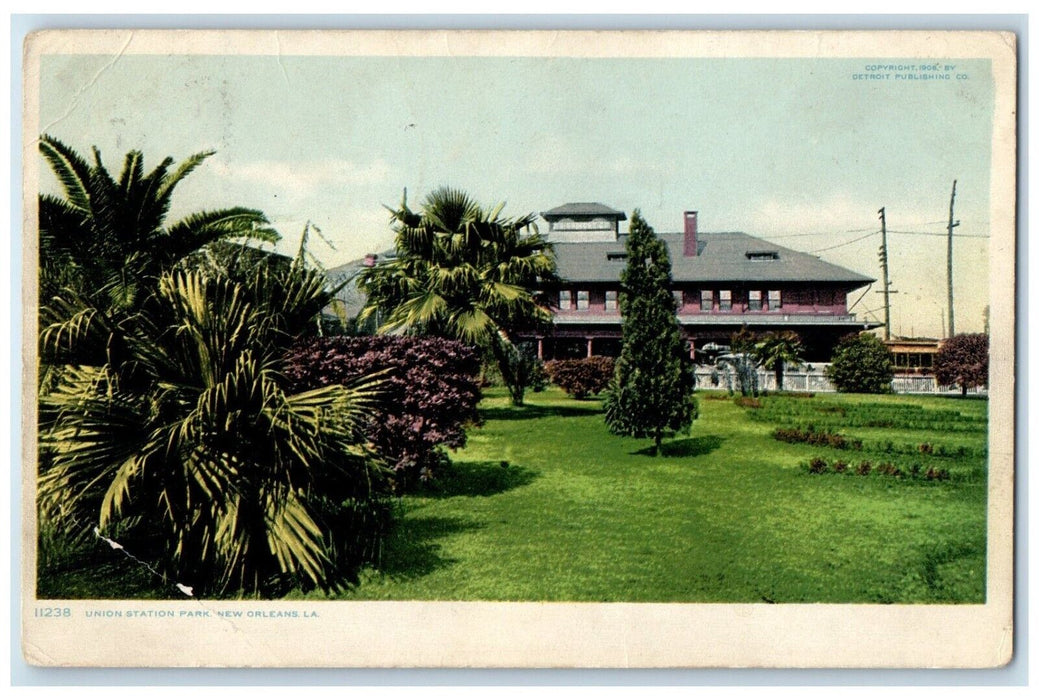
[117,150,144,199]
[262,490,330,588]
[154,149,216,205]
[448,306,495,345]
[166,207,279,253]
[39,135,92,212]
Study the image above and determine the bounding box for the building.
[527,203,880,363]
[883,337,944,374]
[329,202,881,363]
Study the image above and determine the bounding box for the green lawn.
[297,387,987,603]
[41,387,987,603]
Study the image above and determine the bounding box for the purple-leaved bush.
[545,357,615,399]
[284,335,482,487]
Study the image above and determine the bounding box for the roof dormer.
[541,202,627,242]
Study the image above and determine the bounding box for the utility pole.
[946,180,960,338]
[877,207,893,340]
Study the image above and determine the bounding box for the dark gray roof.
[553,231,874,286]
[541,202,627,220]
[325,251,395,318]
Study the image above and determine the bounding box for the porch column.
[586,337,594,358]
[536,337,544,360]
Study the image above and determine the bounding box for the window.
[748,290,762,311]
[559,290,572,309]
[576,290,589,310]
[674,290,685,308]
[746,251,779,261]
[700,289,713,311]
[768,289,782,309]
[719,290,732,311]
[606,252,628,261]
[554,217,613,231]
[605,289,618,311]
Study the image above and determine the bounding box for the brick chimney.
[683,211,698,257]
[363,253,378,267]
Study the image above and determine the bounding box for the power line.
[899,219,949,228]
[761,226,880,239]
[809,230,881,253]
[762,220,951,240]
[887,229,988,238]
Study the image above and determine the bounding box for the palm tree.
[37,138,390,595]
[38,134,277,313]
[753,330,805,392]
[38,263,391,595]
[358,187,558,405]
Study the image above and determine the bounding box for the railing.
[693,366,987,396]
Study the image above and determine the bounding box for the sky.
[35,50,997,337]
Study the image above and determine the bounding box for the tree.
[39,263,391,596]
[753,330,805,392]
[934,333,989,396]
[38,134,277,313]
[721,327,760,397]
[37,139,390,596]
[603,210,697,455]
[358,187,558,406]
[825,332,894,393]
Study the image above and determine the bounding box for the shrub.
[934,333,989,396]
[808,457,828,474]
[734,396,763,409]
[826,333,894,393]
[877,462,900,477]
[546,356,616,399]
[832,459,849,473]
[285,335,482,488]
[856,461,873,476]
[528,357,550,392]
[772,426,859,450]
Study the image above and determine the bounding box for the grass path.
[313,389,986,603]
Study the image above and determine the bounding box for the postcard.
[21,29,1016,668]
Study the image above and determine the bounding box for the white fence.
[694,365,987,396]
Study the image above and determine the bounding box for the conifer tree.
[604,210,697,454]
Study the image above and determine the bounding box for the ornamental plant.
[284,335,482,487]
[825,332,894,394]
[36,138,387,597]
[934,333,989,396]
[603,210,697,455]
[753,330,805,392]
[545,357,615,399]
[357,187,558,406]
